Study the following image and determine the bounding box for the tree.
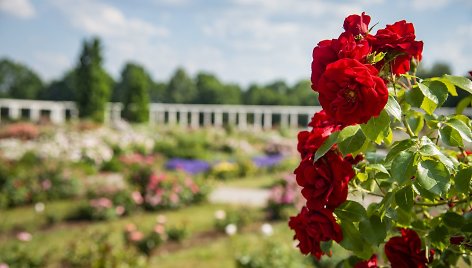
[75,37,112,122]
[417,62,452,78]
[118,62,150,123]
[39,70,76,101]
[0,58,44,99]
[164,68,196,103]
[195,72,241,104]
[288,80,319,106]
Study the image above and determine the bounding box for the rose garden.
[0,11,471,268]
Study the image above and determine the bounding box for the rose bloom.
[317,58,388,125]
[297,110,343,159]
[369,20,423,75]
[385,229,434,268]
[311,33,370,91]
[354,255,378,268]
[288,207,342,259]
[343,12,371,36]
[294,151,354,210]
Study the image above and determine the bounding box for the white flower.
[260,223,273,236]
[214,210,226,220]
[225,224,237,236]
[34,202,45,213]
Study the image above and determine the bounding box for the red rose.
[311,40,337,91]
[294,151,354,210]
[343,12,371,36]
[450,236,465,245]
[385,229,434,268]
[297,111,343,159]
[311,34,370,91]
[369,20,423,75]
[354,255,378,268]
[288,206,343,259]
[317,58,388,125]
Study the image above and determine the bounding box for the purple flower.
[252,154,284,168]
[166,158,211,174]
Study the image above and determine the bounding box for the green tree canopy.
[164,68,196,103]
[0,58,44,99]
[75,37,112,122]
[118,62,150,123]
[39,70,76,101]
[195,72,241,104]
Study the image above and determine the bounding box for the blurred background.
[0,0,471,267]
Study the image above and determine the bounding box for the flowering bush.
[266,174,302,220]
[290,12,472,267]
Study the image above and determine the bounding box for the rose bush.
[291,12,472,267]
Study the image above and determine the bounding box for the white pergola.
[0,98,470,130]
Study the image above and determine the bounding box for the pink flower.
[131,191,144,205]
[154,224,166,234]
[41,179,52,190]
[16,231,32,242]
[115,205,125,216]
[128,231,144,242]
[0,263,9,268]
[90,197,113,208]
[125,223,137,233]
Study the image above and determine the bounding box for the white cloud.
[0,0,36,19]
[49,0,168,38]
[411,0,453,10]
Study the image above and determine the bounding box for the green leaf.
[313,131,339,162]
[338,128,366,156]
[457,95,472,114]
[359,215,387,246]
[360,110,390,144]
[334,201,367,222]
[405,86,424,108]
[443,212,465,229]
[416,160,451,196]
[455,167,472,195]
[337,125,361,142]
[395,185,414,211]
[366,164,389,175]
[385,95,402,121]
[406,111,424,135]
[436,78,458,96]
[385,139,416,164]
[440,125,463,147]
[419,136,455,170]
[425,80,449,107]
[339,221,372,259]
[418,83,438,115]
[445,118,472,143]
[391,151,417,185]
[444,75,472,94]
[429,224,449,250]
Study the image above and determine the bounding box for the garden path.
[209,186,270,207]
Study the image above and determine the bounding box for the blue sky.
[0,0,471,86]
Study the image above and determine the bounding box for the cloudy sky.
[0,0,471,86]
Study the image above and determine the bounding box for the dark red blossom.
[294,151,355,210]
[369,20,423,75]
[297,110,343,159]
[385,229,434,268]
[317,58,388,125]
[343,12,371,36]
[288,207,342,259]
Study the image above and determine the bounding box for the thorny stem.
[401,115,416,138]
[373,176,387,195]
[459,146,470,163]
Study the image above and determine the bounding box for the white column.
[70,108,79,121]
[263,111,272,130]
[168,110,177,125]
[50,105,65,124]
[179,110,188,127]
[30,105,41,122]
[157,110,165,124]
[229,111,237,126]
[215,110,223,127]
[238,111,247,130]
[289,113,298,128]
[280,113,288,129]
[254,111,262,129]
[9,104,20,120]
[190,110,199,128]
[203,111,212,127]
[149,110,156,125]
